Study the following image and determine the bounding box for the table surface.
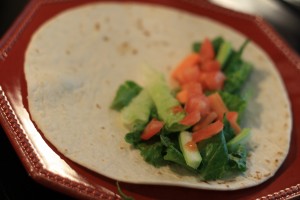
[0,0,299,199]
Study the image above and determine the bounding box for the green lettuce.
[111,81,142,111]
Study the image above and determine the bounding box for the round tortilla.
[24,2,292,190]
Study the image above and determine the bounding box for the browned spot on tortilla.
[35,49,40,53]
[274,159,279,165]
[226,184,229,188]
[94,22,101,31]
[144,30,151,37]
[118,41,137,55]
[136,18,151,37]
[285,112,289,118]
[255,171,262,180]
[101,126,105,130]
[120,146,124,150]
[103,36,110,42]
[96,104,101,109]
[265,159,270,163]
[132,48,138,55]
[105,80,110,85]
[118,41,129,55]
[65,49,71,55]
[277,151,283,156]
[264,173,271,177]
[157,171,163,175]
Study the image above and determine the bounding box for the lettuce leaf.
[111,81,142,111]
[222,116,236,142]
[227,144,247,172]
[199,131,229,180]
[223,61,252,94]
[220,91,247,120]
[136,141,167,167]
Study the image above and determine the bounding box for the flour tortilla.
[24,2,292,190]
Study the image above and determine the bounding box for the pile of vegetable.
[111,37,252,180]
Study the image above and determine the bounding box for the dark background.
[0,0,299,199]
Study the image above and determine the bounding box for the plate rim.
[0,0,300,199]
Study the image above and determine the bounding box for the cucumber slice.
[216,41,232,68]
[179,131,202,169]
[121,89,153,131]
[227,128,251,152]
[143,66,186,132]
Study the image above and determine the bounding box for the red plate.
[1,0,300,199]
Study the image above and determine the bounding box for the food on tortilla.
[111,37,252,180]
[24,2,292,190]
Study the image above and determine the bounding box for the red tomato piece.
[180,65,201,84]
[182,82,203,98]
[176,89,188,103]
[141,118,164,140]
[184,95,203,114]
[180,111,201,126]
[192,120,224,143]
[226,111,242,134]
[177,82,203,104]
[203,71,226,91]
[172,53,201,84]
[201,60,221,72]
[193,111,218,132]
[199,38,215,60]
[207,92,228,120]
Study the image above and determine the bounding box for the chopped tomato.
[192,120,224,143]
[199,38,215,60]
[182,82,203,97]
[193,112,218,132]
[180,94,210,126]
[176,82,203,104]
[141,118,164,140]
[226,111,238,122]
[180,110,201,126]
[184,95,203,113]
[201,60,221,72]
[207,92,228,120]
[179,65,202,84]
[198,95,211,116]
[176,89,188,103]
[226,111,242,134]
[202,71,226,91]
[172,53,201,84]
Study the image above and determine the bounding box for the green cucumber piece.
[121,89,153,131]
[216,41,232,68]
[227,128,251,152]
[143,66,186,132]
[179,131,202,169]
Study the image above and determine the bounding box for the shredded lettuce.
[111,81,142,111]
